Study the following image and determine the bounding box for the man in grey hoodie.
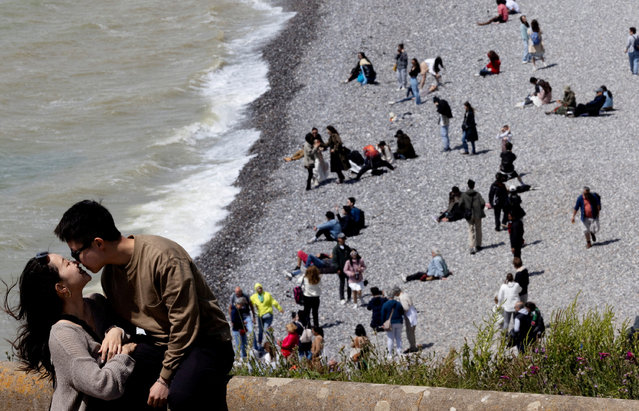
[460,179,486,254]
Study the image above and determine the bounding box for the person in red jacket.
[477,51,501,77]
[279,323,300,358]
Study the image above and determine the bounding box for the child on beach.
[496,125,512,152]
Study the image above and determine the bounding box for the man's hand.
[571,216,575,224]
[99,327,124,362]
[121,343,137,356]
[148,380,169,408]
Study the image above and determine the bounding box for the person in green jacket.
[250,283,283,350]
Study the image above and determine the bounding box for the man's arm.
[571,197,580,223]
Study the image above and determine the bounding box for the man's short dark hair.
[631,27,637,34]
[467,179,475,189]
[529,77,537,84]
[54,200,121,247]
[326,211,335,219]
[348,197,356,205]
[505,142,513,151]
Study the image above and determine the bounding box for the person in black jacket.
[331,233,352,304]
[433,96,452,152]
[461,101,478,155]
[570,88,606,117]
[345,52,376,85]
[510,301,533,353]
[394,130,417,159]
[513,257,529,302]
[366,287,388,332]
[508,210,525,258]
[489,173,509,231]
[499,142,525,184]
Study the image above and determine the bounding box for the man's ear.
[94,237,105,250]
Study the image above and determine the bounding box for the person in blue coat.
[381,293,404,357]
[309,211,341,243]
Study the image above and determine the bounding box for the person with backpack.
[571,186,602,249]
[460,179,486,254]
[366,287,388,331]
[291,311,311,359]
[624,27,639,75]
[338,205,359,237]
[433,96,453,152]
[297,266,321,328]
[528,19,547,71]
[347,197,366,231]
[354,144,395,180]
[344,249,366,309]
[509,301,532,352]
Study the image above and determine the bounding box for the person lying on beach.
[477,0,509,26]
[345,52,376,85]
[5,252,136,411]
[308,211,342,243]
[545,86,576,115]
[286,250,337,279]
[401,248,452,282]
[434,186,463,222]
[568,87,606,117]
[354,144,395,180]
[394,130,417,159]
[476,50,501,77]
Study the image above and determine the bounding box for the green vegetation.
[234,300,639,399]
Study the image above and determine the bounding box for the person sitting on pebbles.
[434,186,463,223]
[393,129,417,159]
[402,248,452,282]
[345,52,376,85]
[546,85,576,115]
[308,211,342,243]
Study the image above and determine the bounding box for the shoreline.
[196,0,320,298]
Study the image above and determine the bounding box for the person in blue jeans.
[407,58,421,105]
[228,287,255,356]
[624,27,639,75]
[433,96,452,151]
[230,299,249,359]
[250,283,283,351]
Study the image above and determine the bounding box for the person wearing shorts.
[571,186,601,249]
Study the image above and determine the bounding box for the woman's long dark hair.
[487,50,500,63]
[464,101,474,113]
[433,57,444,73]
[531,19,540,32]
[3,258,63,380]
[326,125,338,136]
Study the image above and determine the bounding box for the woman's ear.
[55,282,67,297]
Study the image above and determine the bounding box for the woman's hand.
[99,327,124,362]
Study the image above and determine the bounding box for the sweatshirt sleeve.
[50,326,135,401]
[158,258,203,381]
[343,261,354,277]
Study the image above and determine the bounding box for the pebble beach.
[197,0,639,359]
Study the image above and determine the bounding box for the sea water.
[0,0,292,355]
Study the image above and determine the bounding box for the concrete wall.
[0,362,636,410]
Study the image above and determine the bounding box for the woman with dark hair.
[344,250,366,309]
[600,86,614,111]
[326,125,349,183]
[477,0,509,26]
[435,186,463,222]
[496,272,522,331]
[303,132,320,191]
[405,58,421,105]
[345,52,376,84]
[528,19,546,70]
[298,266,321,328]
[4,252,136,410]
[350,324,370,366]
[461,101,478,155]
[477,50,501,77]
[419,56,445,92]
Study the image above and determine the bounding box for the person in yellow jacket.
[250,283,283,350]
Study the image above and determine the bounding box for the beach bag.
[382,307,395,331]
[530,31,541,46]
[293,286,304,305]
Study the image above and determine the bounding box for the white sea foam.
[126,2,294,257]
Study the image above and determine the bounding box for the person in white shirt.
[298,266,322,328]
[506,0,520,14]
[497,273,522,330]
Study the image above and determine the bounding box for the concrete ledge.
[1,362,637,411]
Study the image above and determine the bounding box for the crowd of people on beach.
[3,1,635,409]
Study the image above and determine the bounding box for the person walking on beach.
[54,200,233,410]
[366,287,388,332]
[508,207,525,259]
[326,125,349,184]
[298,266,321,328]
[303,133,320,191]
[520,16,531,63]
[432,96,452,152]
[461,179,486,254]
[513,257,529,303]
[332,233,352,304]
[461,101,478,155]
[489,173,509,231]
[571,186,601,249]
[624,27,639,75]
[395,43,408,90]
[381,291,404,357]
[528,19,547,71]
[250,283,284,351]
[344,250,366,308]
[229,286,256,350]
[497,273,522,330]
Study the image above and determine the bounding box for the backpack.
[531,309,546,339]
[530,31,541,46]
[358,209,366,229]
[634,35,639,52]
[293,286,304,305]
[363,145,378,158]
